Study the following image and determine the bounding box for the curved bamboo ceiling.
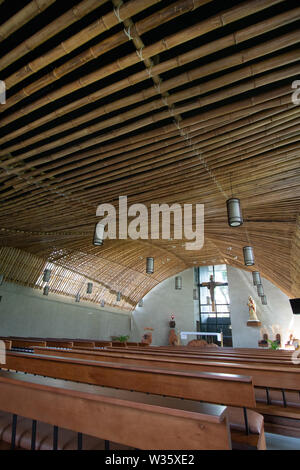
[0,0,299,308]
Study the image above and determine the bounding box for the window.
[195,265,232,346]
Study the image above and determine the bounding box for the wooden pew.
[76,346,299,366]
[104,345,299,365]
[122,345,297,360]
[72,341,95,348]
[111,341,127,348]
[45,341,74,348]
[10,339,47,349]
[3,340,11,350]
[3,351,256,408]
[94,341,112,347]
[0,370,231,450]
[2,349,266,449]
[31,345,300,438]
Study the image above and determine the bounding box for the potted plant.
[112,335,130,342]
[267,339,279,350]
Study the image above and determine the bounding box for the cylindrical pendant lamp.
[87,282,93,294]
[257,284,264,297]
[93,222,105,246]
[43,269,51,282]
[175,276,182,290]
[261,295,267,305]
[100,300,105,307]
[116,291,121,302]
[146,257,154,274]
[43,285,49,296]
[226,198,243,227]
[138,299,144,307]
[252,271,261,286]
[243,246,255,266]
[75,293,80,302]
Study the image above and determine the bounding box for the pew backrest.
[4,351,256,408]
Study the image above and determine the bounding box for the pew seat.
[0,411,133,450]
[255,389,300,408]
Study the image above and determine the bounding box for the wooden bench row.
[1,349,266,450]
[31,345,300,437]
[0,337,151,350]
[0,370,231,450]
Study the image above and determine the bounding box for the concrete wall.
[130,268,195,346]
[2,266,299,349]
[227,266,300,348]
[0,281,130,340]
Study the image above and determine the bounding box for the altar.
[180,331,223,346]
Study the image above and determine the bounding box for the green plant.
[113,335,129,342]
[267,339,279,350]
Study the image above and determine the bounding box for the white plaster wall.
[227,266,300,348]
[0,281,130,340]
[130,268,195,346]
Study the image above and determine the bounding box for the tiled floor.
[266,433,300,450]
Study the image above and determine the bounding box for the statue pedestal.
[247,320,261,327]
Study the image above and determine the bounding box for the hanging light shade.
[138,299,144,307]
[100,299,105,307]
[252,271,261,286]
[43,285,49,296]
[146,257,154,274]
[43,269,51,282]
[261,295,267,305]
[257,284,264,297]
[75,293,80,302]
[243,246,255,266]
[175,276,182,290]
[87,282,93,294]
[0,274,3,285]
[93,222,105,246]
[116,291,121,302]
[193,288,198,300]
[226,198,243,227]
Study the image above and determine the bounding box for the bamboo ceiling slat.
[7,97,291,191]
[0,0,108,71]
[2,0,210,111]
[20,106,299,193]
[0,0,56,42]
[0,0,299,304]
[1,3,296,152]
[2,46,298,170]
[0,0,287,137]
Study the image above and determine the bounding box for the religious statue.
[247,296,260,322]
[200,274,227,311]
[169,329,179,346]
[169,313,176,328]
[141,327,154,345]
[285,333,300,350]
[258,333,269,348]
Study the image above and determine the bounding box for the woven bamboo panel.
[0,0,299,305]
